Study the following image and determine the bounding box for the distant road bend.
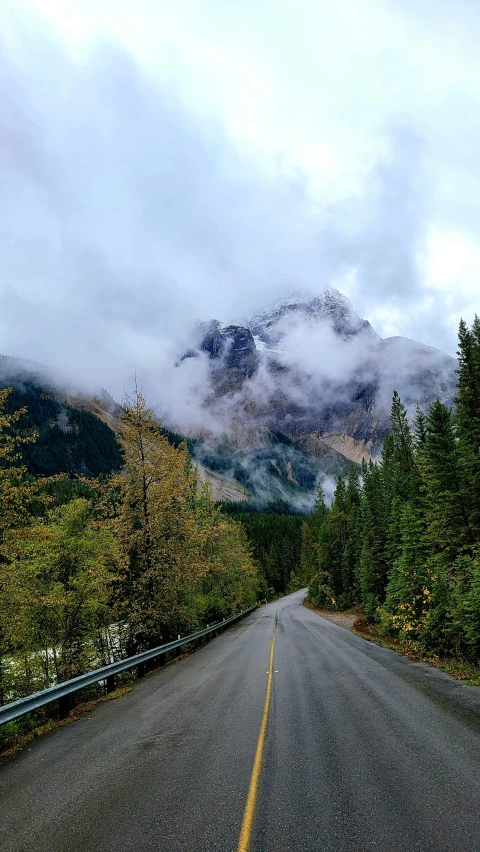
[1,590,480,851]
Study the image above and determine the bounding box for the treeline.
[2,381,123,477]
[304,317,480,663]
[0,389,258,710]
[222,501,304,597]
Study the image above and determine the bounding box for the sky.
[1,0,480,402]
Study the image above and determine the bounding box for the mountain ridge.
[177,288,457,445]
[0,291,458,506]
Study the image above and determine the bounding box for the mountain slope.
[0,356,249,502]
[0,358,122,477]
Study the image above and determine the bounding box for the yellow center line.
[237,615,277,852]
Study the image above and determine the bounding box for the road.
[1,590,479,851]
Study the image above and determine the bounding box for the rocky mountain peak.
[192,320,258,393]
[175,288,459,478]
[247,288,378,346]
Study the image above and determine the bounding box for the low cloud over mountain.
[172,289,457,452]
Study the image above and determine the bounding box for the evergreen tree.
[305,317,480,664]
[455,319,480,538]
[380,503,429,640]
[413,405,427,448]
[341,466,362,607]
[420,399,473,562]
[389,390,415,498]
[463,554,480,659]
[222,504,303,596]
[359,461,389,619]
[327,477,348,604]
[301,484,328,586]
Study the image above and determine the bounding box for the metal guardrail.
[0,606,257,726]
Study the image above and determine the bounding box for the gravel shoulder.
[303,600,357,630]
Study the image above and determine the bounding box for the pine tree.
[463,555,480,660]
[328,477,348,605]
[421,558,455,655]
[382,392,418,566]
[413,406,427,448]
[381,503,429,640]
[455,318,480,538]
[389,390,415,496]
[300,521,317,587]
[420,399,473,562]
[456,319,480,440]
[341,466,362,607]
[359,461,388,620]
[301,484,328,586]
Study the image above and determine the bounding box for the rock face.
[170,288,459,503]
[191,321,258,392]
[180,289,457,459]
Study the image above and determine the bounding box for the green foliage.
[379,503,429,640]
[358,462,388,619]
[0,387,258,714]
[1,499,120,686]
[304,316,480,665]
[418,400,473,560]
[455,318,480,539]
[112,389,258,651]
[222,502,303,597]
[307,475,363,612]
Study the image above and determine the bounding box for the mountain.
[248,289,378,346]
[1,291,458,508]
[0,356,248,502]
[176,289,458,500]
[0,356,123,478]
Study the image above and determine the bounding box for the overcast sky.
[1,0,480,396]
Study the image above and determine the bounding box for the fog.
[0,4,477,429]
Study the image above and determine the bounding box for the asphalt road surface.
[1,590,479,852]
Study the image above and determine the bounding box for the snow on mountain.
[247,288,379,346]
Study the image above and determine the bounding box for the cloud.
[0,5,476,430]
[0,20,335,400]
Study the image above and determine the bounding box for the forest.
[0,389,260,739]
[1,381,123,477]
[304,317,480,664]
[222,501,304,597]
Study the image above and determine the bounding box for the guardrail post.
[105,674,116,694]
[137,662,145,679]
[58,694,71,719]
